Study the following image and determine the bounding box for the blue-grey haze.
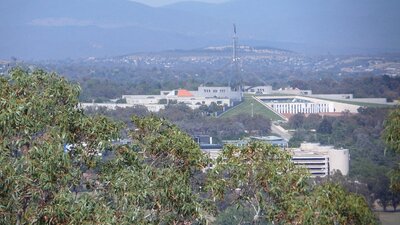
[0,0,399,60]
[131,0,228,7]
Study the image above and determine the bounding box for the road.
[271,123,292,141]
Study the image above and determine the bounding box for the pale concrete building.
[121,88,231,112]
[289,143,349,177]
[81,87,235,113]
[192,86,242,101]
[255,95,360,114]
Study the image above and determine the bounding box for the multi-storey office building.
[289,143,349,177]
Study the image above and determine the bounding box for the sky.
[131,0,228,7]
[1,0,399,59]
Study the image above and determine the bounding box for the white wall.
[328,149,350,176]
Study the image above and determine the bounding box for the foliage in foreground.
[0,68,378,224]
[209,143,377,224]
[0,68,209,224]
[383,106,400,194]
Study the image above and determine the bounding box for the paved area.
[271,123,292,141]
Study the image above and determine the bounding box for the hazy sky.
[131,0,228,7]
[2,0,399,59]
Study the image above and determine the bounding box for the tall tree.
[317,117,333,134]
[1,68,378,224]
[0,68,210,224]
[384,107,400,154]
[383,106,400,193]
[0,68,120,224]
[206,142,377,224]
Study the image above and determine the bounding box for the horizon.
[1,0,399,60]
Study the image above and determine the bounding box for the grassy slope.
[219,96,283,121]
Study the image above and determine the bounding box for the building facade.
[192,86,242,102]
[289,143,349,177]
[256,95,361,115]
[120,88,232,112]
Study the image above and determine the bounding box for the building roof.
[250,136,285,141]
[177,89,194,97]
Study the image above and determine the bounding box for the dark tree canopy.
[0,68,378,224]
[317,117,333,134]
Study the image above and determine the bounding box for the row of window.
[271,103,331,114]
[203,89,227,93]
[250,88,267,92]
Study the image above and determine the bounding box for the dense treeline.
[86,103,272,141]
[383,106,400,209]
[161,104,271,141]
[287,108,400,210]
[0,68,379,224]
[289,75,400,101]
[15,58,396,102]
[78,77,204,102]
[78,74,400,103]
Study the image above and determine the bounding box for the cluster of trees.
[86,103,272,141]
[78,74,400,105]
[35,58,400,104]
[383,105,400,208]
[159,104,272,141]
[17,51,396,105]
[0,68,379,224]
[85,105,150,125]
[78,78,173,102]
[287,108,400,210]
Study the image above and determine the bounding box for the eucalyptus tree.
[0,68,120,224]
[1,68,378,224]
[0,68,210,224]
[384,106,400,154]
[383,106,400,193]
[98,115,212,224]
[207,142,377,224]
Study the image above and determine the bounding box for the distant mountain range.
[1,0,399,60]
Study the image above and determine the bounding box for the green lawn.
[219,96,283,121]
[377,211,400,225]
